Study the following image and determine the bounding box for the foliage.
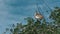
[50,7,60,24]
[4,7,60,34]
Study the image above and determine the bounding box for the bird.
[34,11,43,20]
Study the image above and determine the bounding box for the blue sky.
[0,0,60,34]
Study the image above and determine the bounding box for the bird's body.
[34,11,43,20]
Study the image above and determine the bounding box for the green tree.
[4,7,60,34]
[49,7,60,34]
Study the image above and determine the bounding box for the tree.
[4,7,60,34]
[49,7,60,34]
